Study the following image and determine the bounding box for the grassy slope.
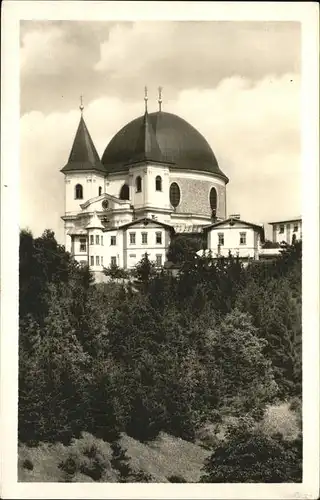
[18,402,300,483]
[18,431,210,483]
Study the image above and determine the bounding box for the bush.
[58,434,115,482]
[200,423,302,483]
[22,458,34,471]
[167,474,187,483]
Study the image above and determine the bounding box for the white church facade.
[60,92,282,279]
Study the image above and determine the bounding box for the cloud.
[20,26,77,76]
[20,72,300,242]
[94,21,300,89]
[20,21,300,116]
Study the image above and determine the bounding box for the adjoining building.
[203,216,265,261]
[268,217,302,246]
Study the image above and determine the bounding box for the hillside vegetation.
[19,230,302,482]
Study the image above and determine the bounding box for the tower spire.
[144,86,148,112]
[158,86,163,112]
[79,95,84,115]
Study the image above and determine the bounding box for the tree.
[19,282,92,444]
[19,229,93,324]
[236,276,302,398]
[200,422,302,482]
[167,234,203,264]
[103,263,129,280]
[133,253,156,291]
[205,309,278,415]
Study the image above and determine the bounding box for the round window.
[209,187,217,211]
[102,199,109,210]
[169,182,181,208]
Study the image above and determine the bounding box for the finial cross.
[144,86,148,112]
[79,95,84,114]
[158,86,163,112]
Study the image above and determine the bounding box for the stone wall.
[172,178,226,219]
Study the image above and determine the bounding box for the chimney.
[229,213,241,220]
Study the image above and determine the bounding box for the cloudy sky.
[20,20,301,242]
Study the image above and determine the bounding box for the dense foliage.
[19,230,302,481]
[200,418,302,482]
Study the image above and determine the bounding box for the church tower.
[61,100,105,252]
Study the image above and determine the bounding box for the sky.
[20,20,301,243]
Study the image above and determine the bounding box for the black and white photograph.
[1,2,319,499]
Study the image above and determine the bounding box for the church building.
[61,89,265,279]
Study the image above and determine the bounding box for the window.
[142,232,148,244]
[101,256,103,266]
[75,184,83,200]
[101,236,104,245]
[218,233,224,246]
[130,232,136,244]
[279,224,284,234]
[79,237,87,252]
[136,176,142,193]
[90,235,94,245]
[156,232,162,244]
[156,254,162,267]
[90,256,94,266]
[240,232,247,245]
[96,256,100,266]
[209,187,217,211]
[111,256,117,267]
[169,182,181,207]
[155,176,162,191]
[111,236,116,246]
[120,184,130,200]
[293,224,299,232]
[96,235,100,245]
[98,186,102,196]
[102,199,109,210]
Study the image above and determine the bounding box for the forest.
[18,229,302,482]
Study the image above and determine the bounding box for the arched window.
[155,175,162,191]
[209,187,217,211]
[120,183,130,200]
[136,176,142,193]
[169,182,181,208]
[75,184,83,200]
[98,186,102,196]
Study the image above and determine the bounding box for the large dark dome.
[101,111,228,181]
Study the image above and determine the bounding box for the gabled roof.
[80,193,130,210]
[203,217,265,240]
[61,115,105,174]
[118,217,175,233]
[131,110,163,164]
